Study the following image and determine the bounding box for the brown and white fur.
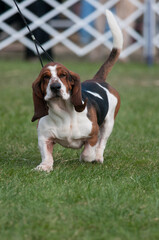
[32,10,123,172]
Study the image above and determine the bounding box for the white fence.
[0,0,159,61]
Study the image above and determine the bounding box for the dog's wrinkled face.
[32,62,86,122]
[44,65,72,101]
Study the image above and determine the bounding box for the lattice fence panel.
[0,0,158,59]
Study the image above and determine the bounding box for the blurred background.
[0,0,159,64]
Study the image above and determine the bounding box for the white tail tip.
[106,9,123,50]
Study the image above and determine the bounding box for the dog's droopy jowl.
[32,10,123,172]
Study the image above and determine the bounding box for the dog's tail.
[93,10,123,82]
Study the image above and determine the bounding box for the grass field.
[0,59,159,240]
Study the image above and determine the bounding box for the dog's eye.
[43,75,50,81]
[60,74,66,78]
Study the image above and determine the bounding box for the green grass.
[0,59,159,240]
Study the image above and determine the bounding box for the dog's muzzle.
[50,82,61,97]
[50,82,61,91]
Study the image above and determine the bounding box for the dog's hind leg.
[95,116,115,163]
[80,114,115,164]
[80,142,97,163]
[80,116,114,164]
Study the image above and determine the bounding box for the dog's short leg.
[80,142,97,163]
[34,137,54,172]
[95,117,115,163]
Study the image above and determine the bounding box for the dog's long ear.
[69,71,87,112]
[31,74,48,122]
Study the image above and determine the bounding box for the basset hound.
[32,10,123,172]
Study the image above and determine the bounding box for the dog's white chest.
[38,102,92,148]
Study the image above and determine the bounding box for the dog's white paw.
[34,164,53,172]
[79,154,95,163]
[95,152,104,164]
[95,158,104,164]
[80,154,103,164]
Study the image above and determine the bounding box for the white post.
[144,0,155,65]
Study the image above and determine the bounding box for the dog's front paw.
[33,164,53,172]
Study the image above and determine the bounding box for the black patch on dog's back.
[82,82,109,126]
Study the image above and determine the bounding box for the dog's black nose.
[50,82,61,91]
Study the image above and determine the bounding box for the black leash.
[13,0,54,67]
